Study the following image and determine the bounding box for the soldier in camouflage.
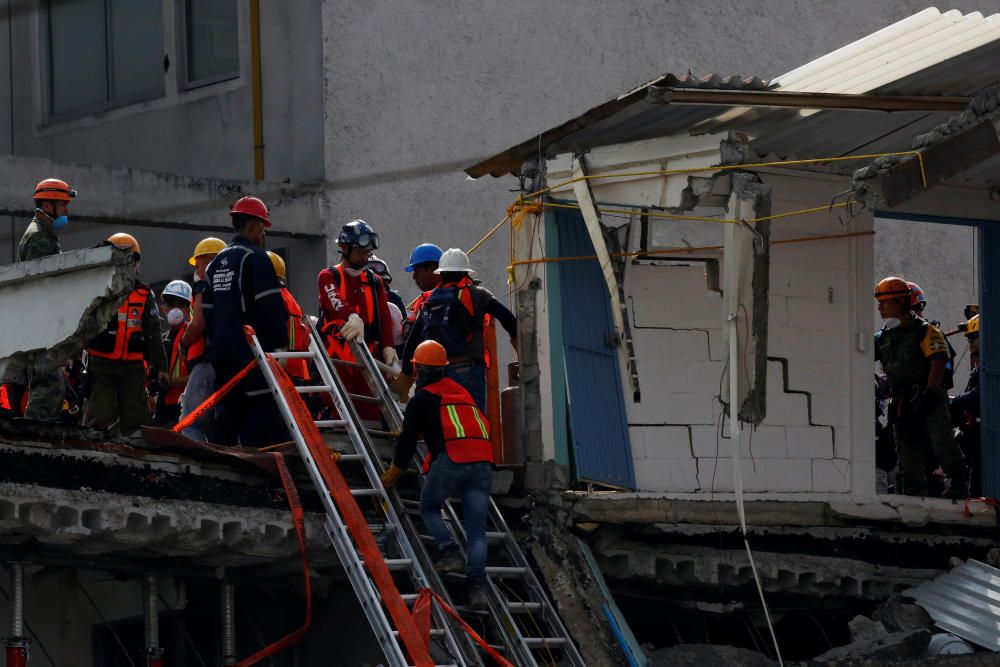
[16,179,76,422]
[874,277,969,497]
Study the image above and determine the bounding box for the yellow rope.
[467,214,510,255]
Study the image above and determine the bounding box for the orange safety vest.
[406,290,433,324]
[164,323,188,406]
[282,287,310,380]
[321,265,380,359]
[89,286,151,362]
[420,377,493,473]
[435,278,493,368]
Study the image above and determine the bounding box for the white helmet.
[162,279,192,303]
[434,248,475,274]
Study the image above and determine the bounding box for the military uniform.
[876,316,968,495]
[17,216,64,421]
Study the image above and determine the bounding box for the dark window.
[47,0,165,119]
[185,0,239,87]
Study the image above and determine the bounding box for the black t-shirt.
[392,388,445,469]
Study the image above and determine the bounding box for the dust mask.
[167,308,185,327]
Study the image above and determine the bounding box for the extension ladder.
[345,338,586,667]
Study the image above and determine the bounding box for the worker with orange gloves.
[178,237,225,442]
[84,234,169,436]
[153,280,193,427]
[402,243,443,340]
[381,340,493,610]
[207,197,289,447]
[268,251,310,382]
[397,249,517,410]
[317,220,396,418]
[874,277,968,497]
[9,178,77,422]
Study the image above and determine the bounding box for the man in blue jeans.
[381,340,494,609]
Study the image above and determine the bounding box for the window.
[184,0,239,87]
[47,0,165,119]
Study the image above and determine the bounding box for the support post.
[143,575,162,667]
[5,563,28,667]
[222,582,236,666]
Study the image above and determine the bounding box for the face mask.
[883,317,901,330]
[167,308,185,327]
[52,215,69,229]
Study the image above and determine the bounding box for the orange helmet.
[107,233,141,256]
[874,277,911,302]
[412,340,448,367]
[33,178,76,202]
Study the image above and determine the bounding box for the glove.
[380,463,407,488]
[382,347,399,367]
[329,449,343,463]
[389,372,414,402]
[340,313,364,341]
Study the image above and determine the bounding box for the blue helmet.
[405,243,443,272]
[338,219,379,249]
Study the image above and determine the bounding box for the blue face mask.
[52,215,69,229]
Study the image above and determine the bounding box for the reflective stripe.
[255,288,282,300]
[246,388,271,397]
[446,404,466,438]
[470,405,489,438]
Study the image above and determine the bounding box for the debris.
[872,598,931,634]
[809,628,931,663]
[648,644,775,666]
[905,559,1000,652]
[927,633,974,656]
[847,615,888,643]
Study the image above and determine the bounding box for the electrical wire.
[157,593,209,667]
[77,580,138,667]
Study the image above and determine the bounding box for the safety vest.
[321,265,382,359]
[282,287,310,380]
[435,278,493,368]
[407,290,433,324]
[164,323,188,406]
[89,287,150,362]
[420,377,493,473]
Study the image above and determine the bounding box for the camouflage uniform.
[876,316,968,495]
[17,217,64,421]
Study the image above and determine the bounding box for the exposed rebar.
[9,562,23,638]
[222,582,236,665]
[144,574,159,651]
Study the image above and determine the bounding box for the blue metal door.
[553,208,636,489]
[979,225,998,497]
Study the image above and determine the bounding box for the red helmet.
[907,282,927,310]
[229,196,271,227]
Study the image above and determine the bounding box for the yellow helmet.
[188,237,226,266]
[965,314,980,337]
[267,251,286,281]
[107,233,140,256]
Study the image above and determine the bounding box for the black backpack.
[419,285,475,355]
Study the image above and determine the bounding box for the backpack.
[419,284,476,355]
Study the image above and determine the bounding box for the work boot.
[467,580,489,611]
[434,547,465,574]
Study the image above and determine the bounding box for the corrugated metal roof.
[467,8,1000,179]
[905,559,1000,652]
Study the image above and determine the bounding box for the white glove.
[382,347,399,367]
[340,313,364,341]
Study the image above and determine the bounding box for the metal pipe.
[6,563,28,667]
[249,0,265,180]
[143,574,163,666]
[222,582,236,665]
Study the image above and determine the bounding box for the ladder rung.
[524,637,568,648]
[339,453,363,462]
[485,531,506,541]
[314,419,348,427]
[362,558,412,571]
[296,385,332,394]
[347,392,382,404]
[350,488,380,497]
[271,351,314,359]
[394,628,445,638]
[486,566,527,576]
[507,601,542,612]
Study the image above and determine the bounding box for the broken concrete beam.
[0,246,135,379]
[649,644,775,666]
[807,628,930,664]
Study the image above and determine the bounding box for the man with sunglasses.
[318,220,396,418]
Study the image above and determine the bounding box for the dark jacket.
[18,217,60,261]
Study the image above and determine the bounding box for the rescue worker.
[84,234,169,436]
[874,277,969,497]
[268,251,310,382]
[403,243,443,339]
[317,220,396,419]
[207,197,290,447]
[14,179,76,422]
[951,314,981,495]
[397,249,517,410]
[381,340,493,610]
[367,255,407,314]
[179,237,226,441]
[908,282,927,316]
[154,280,192,427]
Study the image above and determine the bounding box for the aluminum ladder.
[346,337,587,667]
[249,326,480,667]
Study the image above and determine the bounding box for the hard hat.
[874,277,910,302]
[413,340,449,367]
[267,251,286,281]
[230,196,271,227]
[434,248,474,274]
[367,255,391,281]
[33,178,76,202]
[405,243,443,272]
[187,237,226,266]
[108,232,141,256]
[338,219,379,249]
[907,282,927,310]
[965,314,980,337]
[162,280,192,303]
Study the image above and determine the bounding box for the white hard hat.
[434,248,475,274]
[162,279,192,303]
